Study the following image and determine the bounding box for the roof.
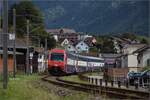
[123,43,146,49]
[133,45,150,53]
[0,50,23,55]
[100,53,122,58]
[75,41,89,47]
[0,34,31,49]
[50,48,65,53]
[84,37,96,47]
[46,28,76,34]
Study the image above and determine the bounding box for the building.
[60,38,76,52]
[46,28,78,42]
[84,37,97,47]
[133,45,150,67]
[75,41,89,53]
[99,53,121,68]
[66,44,76,53]
[0,50,23,73]
[61,38,70,47]
[120,43,146,72]
[0,34,40,73]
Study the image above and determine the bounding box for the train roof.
[50,48,65,53]
[68,52,104,61]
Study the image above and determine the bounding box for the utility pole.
[26,20,29,75]
[13,8,16,78]
[44,38,47,71]
[38,38,41,48]
[2,0,8,89]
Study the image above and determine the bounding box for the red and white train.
[48,48,104,75]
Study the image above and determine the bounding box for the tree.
[9,1,44,37]
[8,1,56,49]
[121,33,136,40]
[141,38,148,44]
[95,36,116,53]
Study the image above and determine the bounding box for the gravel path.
[31,80,107,100]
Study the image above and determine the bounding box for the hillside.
[8,0,149,36]
[33,0,149,36]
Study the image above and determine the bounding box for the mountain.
[8,0,149,36]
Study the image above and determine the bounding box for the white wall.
[76,41,89,53]
[67,44,76,52]
[128,54,138,67]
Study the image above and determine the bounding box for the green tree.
[95,36,116,53]
[121,33,136,40]
[8,1,56,49]
[9,1,44,37]
[141,38,148,44]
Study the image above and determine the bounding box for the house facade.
[121,44,146,72]
[61,38,70,47]
[66,44,76,52]
[100,53,121,68]
[0,50,23,73]
[133,45,150,67]
[60,38,76,52]
[75,41,89,53]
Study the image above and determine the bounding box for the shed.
[0,50,23,73]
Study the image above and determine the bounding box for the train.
[48,48,104,75]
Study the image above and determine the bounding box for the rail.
[42,74,150,99]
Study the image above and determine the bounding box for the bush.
[141,66,150,72]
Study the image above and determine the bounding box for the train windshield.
[50,53,64,61]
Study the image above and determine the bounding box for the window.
[77,47,80,49]
[50,53,64,62]
[147,59,150,66]
[81,43,83,45]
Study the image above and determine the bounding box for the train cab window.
[50,53,64,61]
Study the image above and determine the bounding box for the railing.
[78,73,150,92]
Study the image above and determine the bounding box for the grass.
[0,74,99,100]
[62,75,88,84]
[84,72,103,76]
[0,74,59,100]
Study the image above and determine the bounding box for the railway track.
[42,75,150,99]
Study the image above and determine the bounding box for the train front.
[48,49,66,75]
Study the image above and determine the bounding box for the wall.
[121,55,128,68]
[76,41,89,53]
[142,49,150,67]
[0,55,13,73]
[128,54,138,67]
[106,68,129,81]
